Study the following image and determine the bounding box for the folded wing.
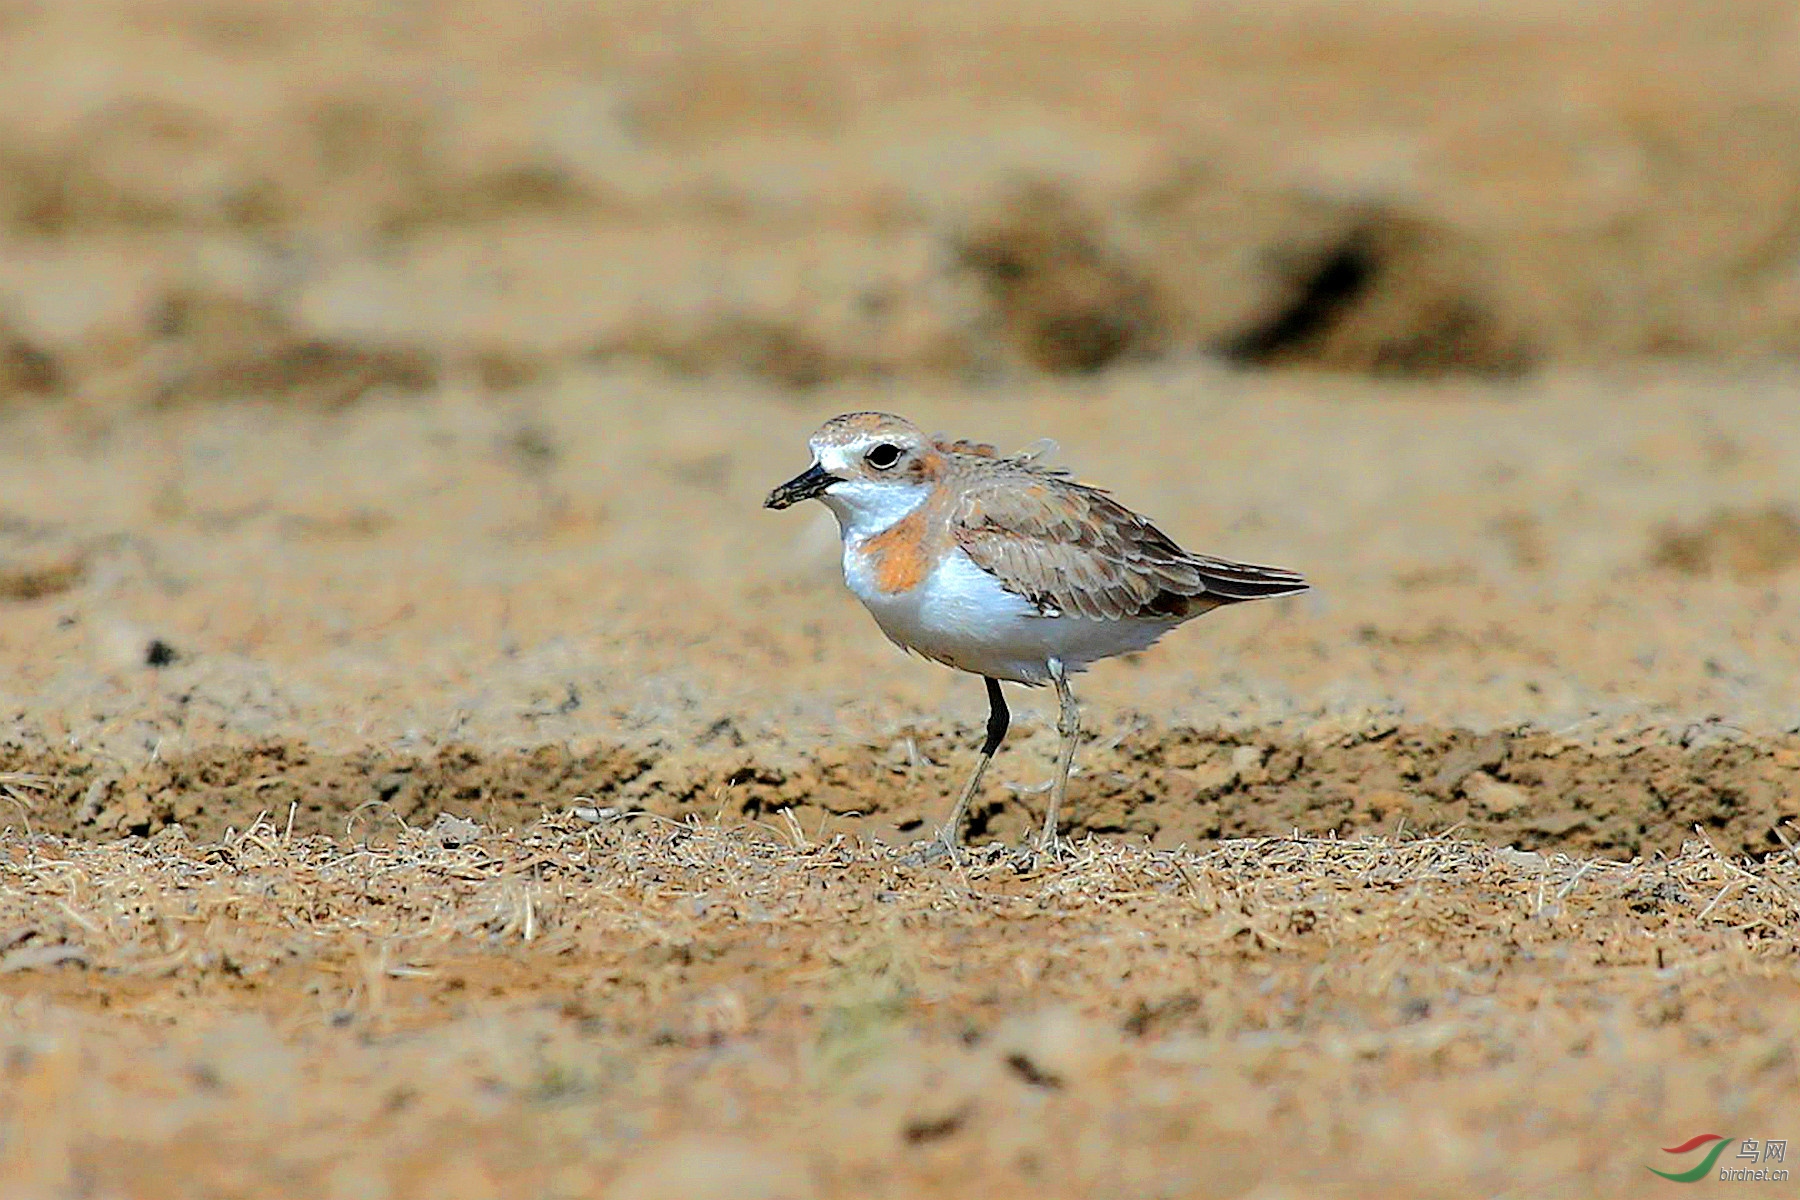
[951,475,1307,621]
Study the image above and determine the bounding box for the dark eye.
[866,443,902,469]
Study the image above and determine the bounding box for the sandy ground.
[2,1,1800,1197]
[3,356,1798,1200]
[3,819,1797,1200]
[4,370,1799,856]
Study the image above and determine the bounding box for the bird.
[765,411,1306,856]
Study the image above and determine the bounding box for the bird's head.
[765,412,944,534]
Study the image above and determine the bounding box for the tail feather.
[1191,555,1309,603]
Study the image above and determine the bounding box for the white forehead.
[813,430,902,471]
[806,412,922,469]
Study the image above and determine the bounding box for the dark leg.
[936,677,1009,850]
[981,676,1011,757]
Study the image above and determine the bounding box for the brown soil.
[3,2,1800,1197]
[11,722,1800,863]
[3,818,1798,1200]
[4,371,1797,1200]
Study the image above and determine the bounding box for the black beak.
[765,462,840,510]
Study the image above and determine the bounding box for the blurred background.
[1,0,1798,852]
[6,0,1800,397]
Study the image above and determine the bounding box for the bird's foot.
[900,834,1044,871]
[898,832,963,867]
[1013,831,1076,870]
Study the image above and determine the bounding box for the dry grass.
[1,814,1796,1197]
[6,810,1800,972]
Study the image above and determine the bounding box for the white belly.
[843,544,1178,685]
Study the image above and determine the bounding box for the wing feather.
[950,470,1307,619]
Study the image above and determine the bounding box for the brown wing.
[951,474,1307,620]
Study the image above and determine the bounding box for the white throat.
[819,478,930,543]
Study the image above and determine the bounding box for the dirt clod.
[1650,505,1800,579]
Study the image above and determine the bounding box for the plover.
[766,411,1306,854]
